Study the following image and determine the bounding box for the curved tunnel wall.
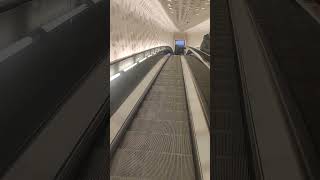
[110,0,176,62]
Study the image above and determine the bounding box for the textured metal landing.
[110,56,196,180]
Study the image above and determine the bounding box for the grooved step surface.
[111,56,196,180]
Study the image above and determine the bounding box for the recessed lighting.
[201,7,205,9]
[139,57,147,63]
[168,3,171,6]
[124,63,137,72]
[110,73,120,81]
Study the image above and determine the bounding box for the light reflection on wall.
[110,0,178,62]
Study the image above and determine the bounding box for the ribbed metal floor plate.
[110,56,196,180]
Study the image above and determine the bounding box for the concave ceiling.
[159,0,210,31]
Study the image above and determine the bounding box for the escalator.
[110,56,197,180]
[246,0,320,178]
[214,0,320,178]
[212,0,255,179]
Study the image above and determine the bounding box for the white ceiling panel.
[159,0,210,31]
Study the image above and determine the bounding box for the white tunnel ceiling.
[159,0,210,31]
[185,18,210,33]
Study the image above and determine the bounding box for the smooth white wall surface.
[185,18,210,48]
[186,32,206,48]
[110,0,178,62]
[174,32,187,40]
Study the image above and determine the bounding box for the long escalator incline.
[110,56,196,180]
[247,0,320,177]
[212,0,255,179]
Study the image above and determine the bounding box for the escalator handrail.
[187,46,210,62]
[185,47,210,69]
[188,46,210,57]
[110,46,173,65]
